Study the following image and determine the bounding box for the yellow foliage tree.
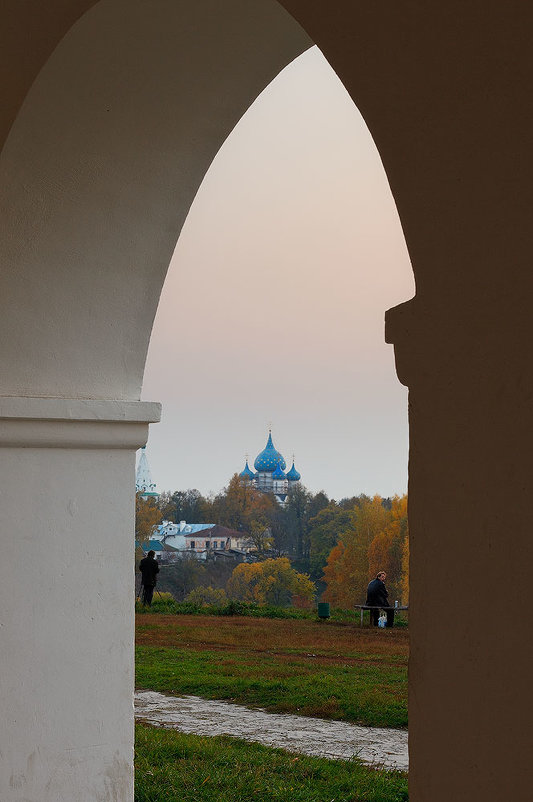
[225,562,264,603]
[368,495,408,603]
[322,495,409,608]
[322,495,390,607]
[212,475,277,549]
[227,558,315,607]
[135,492,163,543]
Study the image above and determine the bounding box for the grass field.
[135,613,408,728]
[135,724,408,802]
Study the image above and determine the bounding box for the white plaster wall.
[0,399,159,801]
[0,0,311,401]
[0,447,135,801]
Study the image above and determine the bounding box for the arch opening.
[136,42,413,788]
[143,45,414,500]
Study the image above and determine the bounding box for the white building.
[135,446,159,501]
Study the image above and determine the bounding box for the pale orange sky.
[141,46,415,500]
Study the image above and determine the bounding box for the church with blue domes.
[239,430,301,504]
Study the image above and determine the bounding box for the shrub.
[185,586,228,607]
[227,558,315,607]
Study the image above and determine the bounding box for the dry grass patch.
[136,614,408,661]
[136,613,408,728]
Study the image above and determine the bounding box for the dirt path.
[135,690,408,771]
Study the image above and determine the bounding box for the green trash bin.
[317,602,330,619]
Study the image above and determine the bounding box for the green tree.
[159,554,207,601]
[307,504,355,581]
[275,486,330,560]
[159,489,210,523]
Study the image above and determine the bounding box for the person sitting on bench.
[366,571,394,627]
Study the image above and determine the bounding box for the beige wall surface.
[1,1,532,800]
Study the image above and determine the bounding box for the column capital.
[0,397,161,448]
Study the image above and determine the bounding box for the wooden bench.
[354,604,409,626]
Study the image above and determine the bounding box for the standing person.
[366,571,394,628]
[138,549,159,606]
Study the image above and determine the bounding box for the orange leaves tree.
[368,495,408,604]
[322,495,407,608]
[135,492,163,544]
[227,558,315,608]
[208,474,277,546]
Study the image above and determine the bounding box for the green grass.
[136,644,407,728]
[137,597,408,627]
[135,723,408,802]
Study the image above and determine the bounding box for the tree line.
[137,475,409,607]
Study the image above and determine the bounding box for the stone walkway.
[135,690,408,771]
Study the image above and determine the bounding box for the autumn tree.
[226,562,263,603]
[135,492,163,543]
[307,504,355,581]
[227,558,315,607]
[322,495,390,607]
[321,542,350,606]
[368,495,408,604]
[247,522,274,553]
[207,474,277,537]
[256,558,316,607]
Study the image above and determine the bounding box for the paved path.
[135,690,408,771]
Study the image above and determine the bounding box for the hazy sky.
[141,46,415,501]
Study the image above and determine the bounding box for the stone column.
[386,297,533,801]
[0,397,160,802]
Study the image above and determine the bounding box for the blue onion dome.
[286,460,301,481]
[239,460,255,480]
[254,431,286,472]
[272,461,287,480]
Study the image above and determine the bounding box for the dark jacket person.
[139,550,159,606]
[366,571,394,627]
